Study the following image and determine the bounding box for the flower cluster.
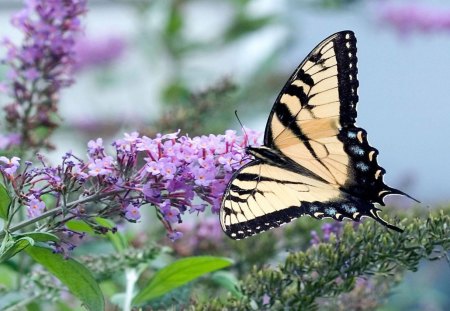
[1,0,87,149]
[0,129,260,245]
[378,4,450,35]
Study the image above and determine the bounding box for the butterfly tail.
[370,208,404,233]
[384,186,421,204]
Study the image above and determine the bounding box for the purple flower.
[310,230,321,245]
[136,136,158,154]
[71,164,88,181]
[161,201,180,224]
[73,35,127,72]
[88,138,104,154]
[145,160,160,175]
[1,0,87,149]
[0,156,20,176]
[124,203,141,221]
[218,153,235,172]
[115,132,140,154]
[88,157,113,176]
[262,293,271,305]
[0,129,260,245]
[26,196,46,218]
[378,4,450,36]
[192,166,215,187]
[158,158,177,180]
[176,145,196,163]
[168,230,183,241]
[310,222,343,245]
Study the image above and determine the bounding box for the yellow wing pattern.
[220,31,416,239]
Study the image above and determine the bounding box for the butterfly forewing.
[264,31,402,203]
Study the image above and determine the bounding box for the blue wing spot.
[350,145,364,156]
[325,207,337,216]
[309,205,319,212]
[342,204,351,212]
[342,204,357,214]
[356,162,369,172]
[347,131,357,139]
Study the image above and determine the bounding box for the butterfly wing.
[220,31,414,239]
[220,160,396,240]
[264,30,410,205]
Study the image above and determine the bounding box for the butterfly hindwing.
[220,160,398,239]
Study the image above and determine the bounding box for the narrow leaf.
[0,183,11,220]
[16,232,59,243]
[66,220,95,235]
[0,237,34,262]
[26,246,104,311]
[133,256,232,304]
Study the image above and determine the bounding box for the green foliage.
[0,183,11,220]
[0,237,34,263]
[133,256,233,305]
[156,79,237,136]
[26,246,104,311]
[80,245,162,280]
[199,210,449,310]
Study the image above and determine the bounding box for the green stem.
[4,293,42,311]
[0,189,124,239]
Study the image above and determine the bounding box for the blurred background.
[1,0,450,204]
[1,0,449,309]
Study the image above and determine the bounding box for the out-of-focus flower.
[1,0,87,149]
[378,4,450,35]
[310,222,343,245]
[168,230,183,241]
[73,35,127,72]
[262,293,271,305]
[171,217,225,256]
[0,156,21,176]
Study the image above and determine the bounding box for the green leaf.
[66,220,95,235]
[133,256,233,305]
[16,232,59,243]
[0,183,11,220]
[26,246,104,311]
[0,237,34,262]
[210,271,242,298]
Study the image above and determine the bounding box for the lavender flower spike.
[1,0,87,149]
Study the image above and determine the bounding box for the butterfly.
[220,30,417,240]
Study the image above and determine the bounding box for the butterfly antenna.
[234,110,249,147]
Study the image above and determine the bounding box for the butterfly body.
[220,31,416,240]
